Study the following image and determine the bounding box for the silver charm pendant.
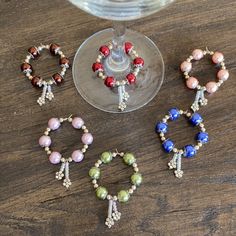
[55,157,72,189]
[191,87,208,112]
[105,199,121,228]
[118,85,129,111]
[37,80,55,106]
[168,152,183,178]
[46,84,54,101]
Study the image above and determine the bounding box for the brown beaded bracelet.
[21,43,69,106]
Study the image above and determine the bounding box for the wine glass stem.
[112,21,126,62]
[105,21,130,76]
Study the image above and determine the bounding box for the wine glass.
[69,0,175,113]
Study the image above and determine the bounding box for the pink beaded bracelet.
[180,48,229,111]
[39,115,93,188]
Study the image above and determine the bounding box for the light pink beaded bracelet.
[180,48,229,112]
[39,115,93,188]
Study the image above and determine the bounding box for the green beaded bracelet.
[89,150,143,228]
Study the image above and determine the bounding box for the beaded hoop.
[39,115,93,188]
[180,47,229,112]
[155,108,209,178]
[92,42,144,111]
[21,43,70,106]
[89,150,142,228]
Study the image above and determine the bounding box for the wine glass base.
[72,28,164,113]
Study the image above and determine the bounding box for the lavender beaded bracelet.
[39,114,93,188]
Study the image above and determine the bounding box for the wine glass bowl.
[69,0,174,21]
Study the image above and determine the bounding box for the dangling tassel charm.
[191,87,208,112]
[168,152,179,169]
[121,84,130,102]
[37,81,47,106]
[55,162,65,180]
[46,84,54,101]
[112,200,121,221]
[105,198,121,228]
[174,152,183,178]
[105,199,114,228]
[55,157,72,189]
[199,88,208,106]
[37,80,55,106]
[118,84,129,111]
[168,151,183,178]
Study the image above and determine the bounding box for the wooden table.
[1,0,236,235]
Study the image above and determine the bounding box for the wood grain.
[0,0,236,235]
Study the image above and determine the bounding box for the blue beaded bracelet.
[155,108,209,178]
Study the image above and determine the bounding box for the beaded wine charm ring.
[92,42,144,111]
[155,108,209,178]
[180,48,229,112]
[21,43,70,106]
[89,150,142,228]
[39,115,93,188]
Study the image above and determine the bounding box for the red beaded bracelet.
[92,42,144,111]
[21,43,69,106]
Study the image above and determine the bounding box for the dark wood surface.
[0,0,236,235]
